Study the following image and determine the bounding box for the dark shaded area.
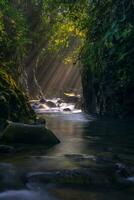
[81,1,134,118]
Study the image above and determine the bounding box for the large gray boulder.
[1,121,60,145]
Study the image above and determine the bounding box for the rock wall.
[0,69,36,126]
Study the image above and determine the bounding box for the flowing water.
[0,112,134,200]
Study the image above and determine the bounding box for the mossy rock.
[1,121,60,145]
[0,69,36,123]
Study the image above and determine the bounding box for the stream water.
[0,112,134,200]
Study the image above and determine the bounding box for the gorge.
[0,1,134,200]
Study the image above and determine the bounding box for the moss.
[2,121,60,145]
[0,68,36,125]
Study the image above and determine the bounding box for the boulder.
[1,121,60,145]
[63,108,71,112]
[63,93,80,103]
[39,98,46,103]
[57,99,64,105]
[46,101,57,108]
[27,169,93,185]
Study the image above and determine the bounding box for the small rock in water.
[27,168,93,185]
[0,145,14,153]
[63,108,71,112]
[40,98,46,103]
[115,163,130,178]
[57,99,63,105]
[35,117,46,125]
[46,101,57,108]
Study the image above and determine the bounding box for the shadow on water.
[0,112,134,199]
[42,113,134,161]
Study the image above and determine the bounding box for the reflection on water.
[42,113,134,159]
[43,113,94,156]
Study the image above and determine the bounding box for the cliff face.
[0,69,35,125]
[81,1,134,118]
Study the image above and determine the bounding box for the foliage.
[0,0,29,75]
[0,1,37,124]
[0,68,36,124]
[81,0,134,117]
[41,0,87,61]
[0,0,134,118]
[42,0,134,117]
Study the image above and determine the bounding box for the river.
[0,112,134,200]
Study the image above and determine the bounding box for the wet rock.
[63,93,80,103]
[114,163,134,185]
[27,164,134,187]
[39,98,46,103]
[115,163,130,178]
[35,117,46,125]
[64,154,96,162]
[64,154,84,160]
[46,101,57,108]
[31,102,39,107]
[1,121,60,145]
[0,70,36,124]
[57,99,63,105]
[0,163,23,191]
[27,169,93,185]
[96,156,114,165]
[27,167,123,186]
[0,145,14,153]
[63,108,71,112]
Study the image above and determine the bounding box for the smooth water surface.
[0,112,134,200]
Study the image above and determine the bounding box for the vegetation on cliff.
[0,0,134,119]
[81,0,134,118]
[40,0,134,118]
[0,1,36,124]
[0,69,35,126]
